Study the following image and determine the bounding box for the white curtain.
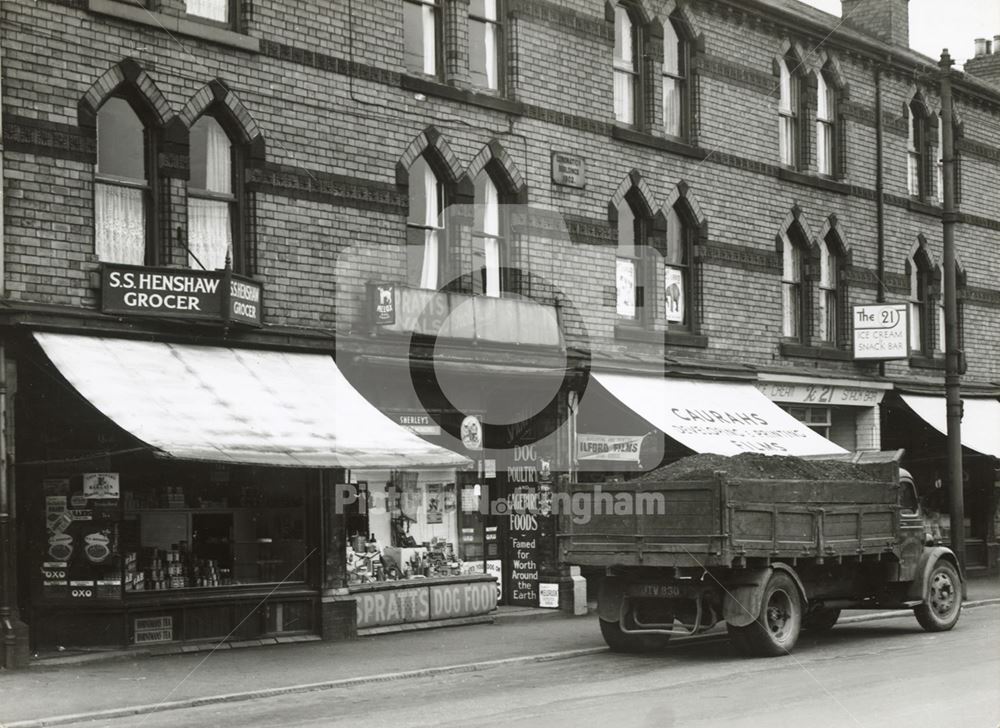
[663,78,680,137]
[422,3,437,75]
[778,59,792,113]
[614,72,634,124]
[662,19,680,75]
[782,235,800,338]
[186,0,227,22]
[95,183,145,265]
[483,19,498,89]
[202,120,232,193]
[613,6,634,124]
[188,198,232,270]
[420,161,440,288]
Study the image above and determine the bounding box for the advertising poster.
[426,483,443,524]
[664,266,685,323]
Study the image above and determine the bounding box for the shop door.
[456,471,506,603]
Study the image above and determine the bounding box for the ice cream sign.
[102,264,263,327]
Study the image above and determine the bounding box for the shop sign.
[355,587,430,628]
[539,583,560,609]
[755,382,884,407]
[101,264,263,327]
[69,580,95,598]
[134,616,173,644]
[486,559,503,601]
[509,527,540,606]
[576,434,646,462]
[853,304,908,359]
[394,413,441,437]
[83,472,120,499]
[551,152,586,188]
[461,415,483,451]
[373,284,396,325]
[429,581,496,619]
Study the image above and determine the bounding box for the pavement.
[1,573,998,728]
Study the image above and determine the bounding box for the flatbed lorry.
[559,453,963,657]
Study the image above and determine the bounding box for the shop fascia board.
[756,372,894,391]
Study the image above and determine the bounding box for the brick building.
[1,0,999,662]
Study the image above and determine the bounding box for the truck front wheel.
[727,572,802,657]
[914,560,962,632]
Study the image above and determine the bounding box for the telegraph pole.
[939,50,965,571]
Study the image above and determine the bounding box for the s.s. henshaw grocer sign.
[101,264,263,327]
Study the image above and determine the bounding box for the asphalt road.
[51,605,1000,728]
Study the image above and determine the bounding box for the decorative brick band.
[962,286,1000,308]
[696,54,775,94]
[882,272,909,295]
[509,0,613,43]
[957,137,1000,164]
[3,115,95,163]
[843,265,879,289]
[697,241,779,274]
[246,163,405,212]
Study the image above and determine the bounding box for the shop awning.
[592,373,847,457]
[34,333,470,469]
[900,394,1000,458]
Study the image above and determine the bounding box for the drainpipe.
[874,62,885,306]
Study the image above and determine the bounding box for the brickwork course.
[2,0,1000,387]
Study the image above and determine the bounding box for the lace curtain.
[186,0,228,22]
[188,198,232,270]
[95,183,145,265]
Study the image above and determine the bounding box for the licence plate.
[627,583,687,599]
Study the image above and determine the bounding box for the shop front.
[15,331,475,650]
[881,391,1000,572]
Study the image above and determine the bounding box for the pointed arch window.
[781,230,807,341]
[664,205,691,327]
[613,4,638,125]
[816,70,837,176]
[662,15,688,139]
[188,115,238,271]
[95,96,151,266]
[407,156,445,289]
[778,53,801,168]
[907,98,930,198]
[907,250,933,354]
[616,198,645,320]
[818,235,839,344]
[472,170,503,297]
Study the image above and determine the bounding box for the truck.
[559,451,964,657]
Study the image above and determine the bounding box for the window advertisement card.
[616,258,635,317]
[665,266,685,323]
[426,483,443,524]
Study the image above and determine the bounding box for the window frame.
[817,235,839,345]
[403,0,443,78]
[778,54,801,169]
[815,70,837,177]
[663,204,693,330]
[907,98,930,199]
[615,196,650,324]
[406,154,447,290]
[471,168,506,298]
[94,94,157,266]
[183,0,238,30]
[468,0,503,92]
[187,113,245,272]
[613,3,639,126]
[907,251,933,356]
[661,14,688,140]
[780,230,807,342]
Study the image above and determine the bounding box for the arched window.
[818,234,840,344]
[816,70,838,176]
[613,3,638,125]
[907,97,931,198]
[407,155,445,289]
[662,15,688,139]
[404,0,441,76]
[664,205,691,327]
[469,0,502,91]
[781,228,808,340]
[95,97,151,265]
[472,169,503,297]
[778,53,801,168]
[616,197,645,320]
[907,248,933,354]
[188,115,237,270]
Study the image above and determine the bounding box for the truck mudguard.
[597,576,626,622]
[905,546,966,602]
[722,565,808,628]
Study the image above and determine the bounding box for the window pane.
[617,203,635,257]
[778,59,792,113]
[783,239,800,282]
[783,282,800,338]
[614,6,633,65]
[614,70,634,124]
[662,19,680,75]
[97,98,145,181]
[95,182,145,264]
[780,116,796,166]
[407,226,439,289]
[473,235,501,298]
[408,157,441,226]
[404,2,436,75]
[665,206,683,265]
[469,18,498,89]
[473,171,499,236]
[190,116,232,194]
[663,77,681,137]
[616,258,636,318]
[188,197,232,270]
[665,265,685,323]
[469,0,496,20]
[909,301,922,350]
[817,120,833,175]
[908,152,921,196]
[186,0,228,22]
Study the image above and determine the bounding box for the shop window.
[185,0,234,26]
[662,15,689,139]
[613,3,638,125]
[664,204,691,328]
[907,248,934,355]
[404,0,441,77]
[777,52,802,168]
[95,96,152,266]
[782,405,832,438]
[469,0,502,91]
[780,229,807,341]
[188,115,239,271]
[907,96,931,198]
[616,196,648,322]
[472,169,503,297]
[818,235,839,345]
[816,70,837,176]
[406,155,445,289]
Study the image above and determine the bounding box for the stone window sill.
[614,324,708,348]
[779,341,853,361]
[88,0,260,53]
[400,75,524,116]
[909,354,946,370]
[610,126,708,160]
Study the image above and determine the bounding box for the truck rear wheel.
[803,607,841,632]
[914,560,962,632]
[726,572,802,657]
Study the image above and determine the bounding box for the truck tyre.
[726,572,802,657]
[914,560,962,632]
[803,607,841,632]
[599,615,670,653]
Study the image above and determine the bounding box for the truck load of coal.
[634,452,879,482]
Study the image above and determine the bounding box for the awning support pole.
[939,51,965,573]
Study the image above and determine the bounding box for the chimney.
[966,33,1000,89]
[841,0,910,47]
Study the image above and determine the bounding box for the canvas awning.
[592,372,847,457]
[900,394,1000,458]
[34,333,469,469]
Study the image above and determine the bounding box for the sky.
[799,0,1000,67]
